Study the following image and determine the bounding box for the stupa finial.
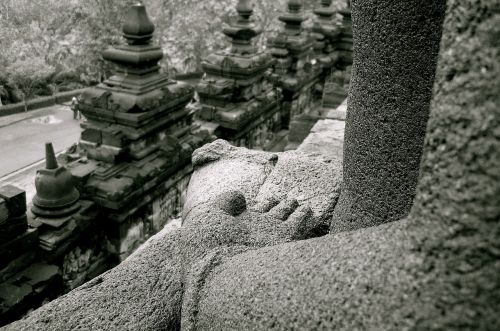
[278,0,307,36]
[32,142,80,218]
[122,3,155,45]
[223,0,262,54]
[45,142,58,170]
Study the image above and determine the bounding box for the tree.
[7,58,55,111]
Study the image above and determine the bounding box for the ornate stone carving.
[196,0,283,150]
[32,143,80,218]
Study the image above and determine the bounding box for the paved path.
[0,104,81,179]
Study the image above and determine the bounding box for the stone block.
[0,252,35,283]
[0,263,61,326]
[18,263,60,288]
[69,159,99,192]
[286,114,319,148]
[0,186,26,218]
[86,145,122,164]
[298,119,345,159]
[0,282,32,314]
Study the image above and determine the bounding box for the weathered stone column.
[407,5,500,324]
[331,0,447,232]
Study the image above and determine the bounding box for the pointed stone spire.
[122,2,155,45]
[32,142,80,218]
[45,142,58,170]
[100,2,167,95]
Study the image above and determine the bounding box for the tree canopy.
[0,0,344,105]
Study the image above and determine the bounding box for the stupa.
[72,3,210,260]
[196,0,284,150]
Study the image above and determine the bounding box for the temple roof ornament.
[279,0,307,36]
[223,0,262,54]
[203,0,271,79]
[268,0,322,92]
[314,0,335,23]
[122,2,155,45]
[270,0,312,60]
[79,3,193,118]
[77,3,198,164]
[196,0,280,135]
[74,3,207,211]
[32,143,80,218]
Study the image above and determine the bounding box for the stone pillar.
[0,186,34,277]
[196,0,282,150]
[331,0,447,232]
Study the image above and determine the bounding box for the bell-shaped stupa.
[32,143,80,217]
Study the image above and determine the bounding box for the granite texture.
[2,224,185,330]
[4,140,342,330]
[183,1,500,329]
[331,0,447,232]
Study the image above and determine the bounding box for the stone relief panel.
[116,171,192,261]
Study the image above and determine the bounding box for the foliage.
[0,0,346,105]
[7,57,56,110]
